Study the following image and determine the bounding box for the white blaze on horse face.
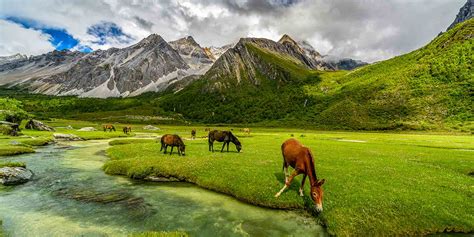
[316,204,323,212]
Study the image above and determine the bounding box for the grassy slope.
[162,19,473,131]
[103,129,474,236]
[304,19,473,130]
[160,42,321,124]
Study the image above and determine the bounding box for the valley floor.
[103,125,474,236]
[1,119,473,235]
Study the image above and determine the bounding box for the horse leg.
[220,142,226,152]
[164,145,168,154]
[275,170,300,198]
[170,146,174,155]
[283,162,289,183]
[299,174,307,197]
[227,142,229,152]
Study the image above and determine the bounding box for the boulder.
[0,121,20,136]
[77,127,97,131]
[25,119,55,131]
[0,167,34,185]
[143,125,160,130]
[53,133,83,141]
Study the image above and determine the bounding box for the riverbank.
[1,140,325,236]
[0,119,132,157]
[104,132,474,236]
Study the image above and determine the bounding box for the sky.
[0,0,466,62]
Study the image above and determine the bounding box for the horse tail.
[160,136,164,151]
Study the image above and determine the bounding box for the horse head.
[234,140,242,152]
[310,179,325,212]
[179,144,186,156]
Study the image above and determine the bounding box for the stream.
[0,140,327,236]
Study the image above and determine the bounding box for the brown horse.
[123,126,132,134]
[275,138,326,212]
[160,134,186,156]
[103,124,115,132]
[208,130,242,152]
[204,127,211,132]
[191,129,196,140]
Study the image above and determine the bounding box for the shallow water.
[0,140,326,236]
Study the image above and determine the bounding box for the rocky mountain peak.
[448,0,473,30]
[137,33,166,46]
[278,34,305,55]
[278,34,297,44]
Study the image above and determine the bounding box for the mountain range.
[0,32,365,98]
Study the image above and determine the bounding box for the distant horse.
[242,128,250,135]
[191,129,196,140]
[103,124,116,132]
[275,138,326,212]
[208,130,242,152]
[204,127,211,132]
[160,134,186,156]
[123,126,132,134]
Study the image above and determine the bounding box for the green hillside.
[162,19,473,131]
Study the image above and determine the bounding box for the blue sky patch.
[5,16,85,51]
[87,21,134,45]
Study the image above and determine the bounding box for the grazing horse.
[242,128,250,135]
[123,126,132,134]
[103,124,116,132]
[160,134,186,156]
[191,129,196,140]
[204,127,211,132]
[275,138,326,212]
[208,130,242,152]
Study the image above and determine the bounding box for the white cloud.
[0,20,55,56]
[0,0,467,62]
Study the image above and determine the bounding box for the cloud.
[87,21,134,46]
[0,19,55,56]
[5,16,80,51]
[0,0,466,62]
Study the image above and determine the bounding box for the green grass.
[0,161,26,168]
[128,231,188,237]
[104,129,474,236]
[0,146,35,156]
[109,139,156,146]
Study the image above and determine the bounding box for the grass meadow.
[103,127,473,236]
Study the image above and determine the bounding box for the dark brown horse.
[123,126,132,134]
[103,124,115,132]
[160,134,186,156]
[275,138,326,212]
[191,129,196,140]
[208,130,242,152]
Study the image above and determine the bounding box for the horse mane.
[175,134,185,146]
[229,131,240,144]
[306,149,318,182]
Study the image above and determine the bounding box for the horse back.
[282,139,310,169]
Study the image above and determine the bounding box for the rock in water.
[25,119,55,131]
[0,167,34,185]
[77,127,97,131]
[143,125,160,130]
[53,133,83,141]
